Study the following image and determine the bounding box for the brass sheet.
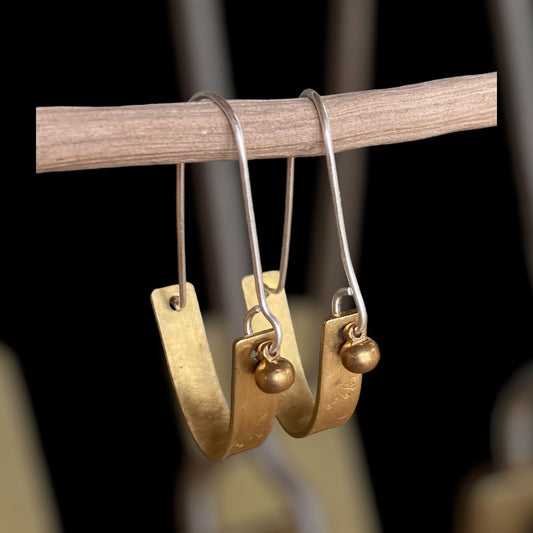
[242,271,362,438]
[151,283,278,460]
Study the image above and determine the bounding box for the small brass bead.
[254,356,295,394]
[340,337,380,374]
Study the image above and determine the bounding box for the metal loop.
[243,306,279,359]
[243,304,261,337]
[256,340,278,363]
[176,91,283,353]
[331,286,354,316]
[300,88,368,334]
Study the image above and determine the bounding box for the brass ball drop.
[254,356,295,394]
[340,337,380,374]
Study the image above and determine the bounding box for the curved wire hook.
[175,91,283,354]
[300,88,368,334]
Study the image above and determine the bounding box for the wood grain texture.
[36,72,497,173]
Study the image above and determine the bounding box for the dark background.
[11,1,533,531]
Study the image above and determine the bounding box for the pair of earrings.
[151,90,379,461]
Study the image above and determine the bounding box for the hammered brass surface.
[242,271,363,438]
[151,283,278,460]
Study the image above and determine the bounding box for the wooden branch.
[36,72,497,174]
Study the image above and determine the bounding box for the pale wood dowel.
[36,72,497,174]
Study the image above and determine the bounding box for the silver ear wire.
[176,91,283,354]
[300,88,368,334]
[264,156,295,295]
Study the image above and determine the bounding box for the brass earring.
[151,91,294,461]
[241,88,379,438]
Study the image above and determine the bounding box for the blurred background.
[8,0,533,531]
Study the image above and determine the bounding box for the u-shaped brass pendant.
[151,283,279,460]
[239,88,380,438]
[151,91,296,460]
[242,271,366,438]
